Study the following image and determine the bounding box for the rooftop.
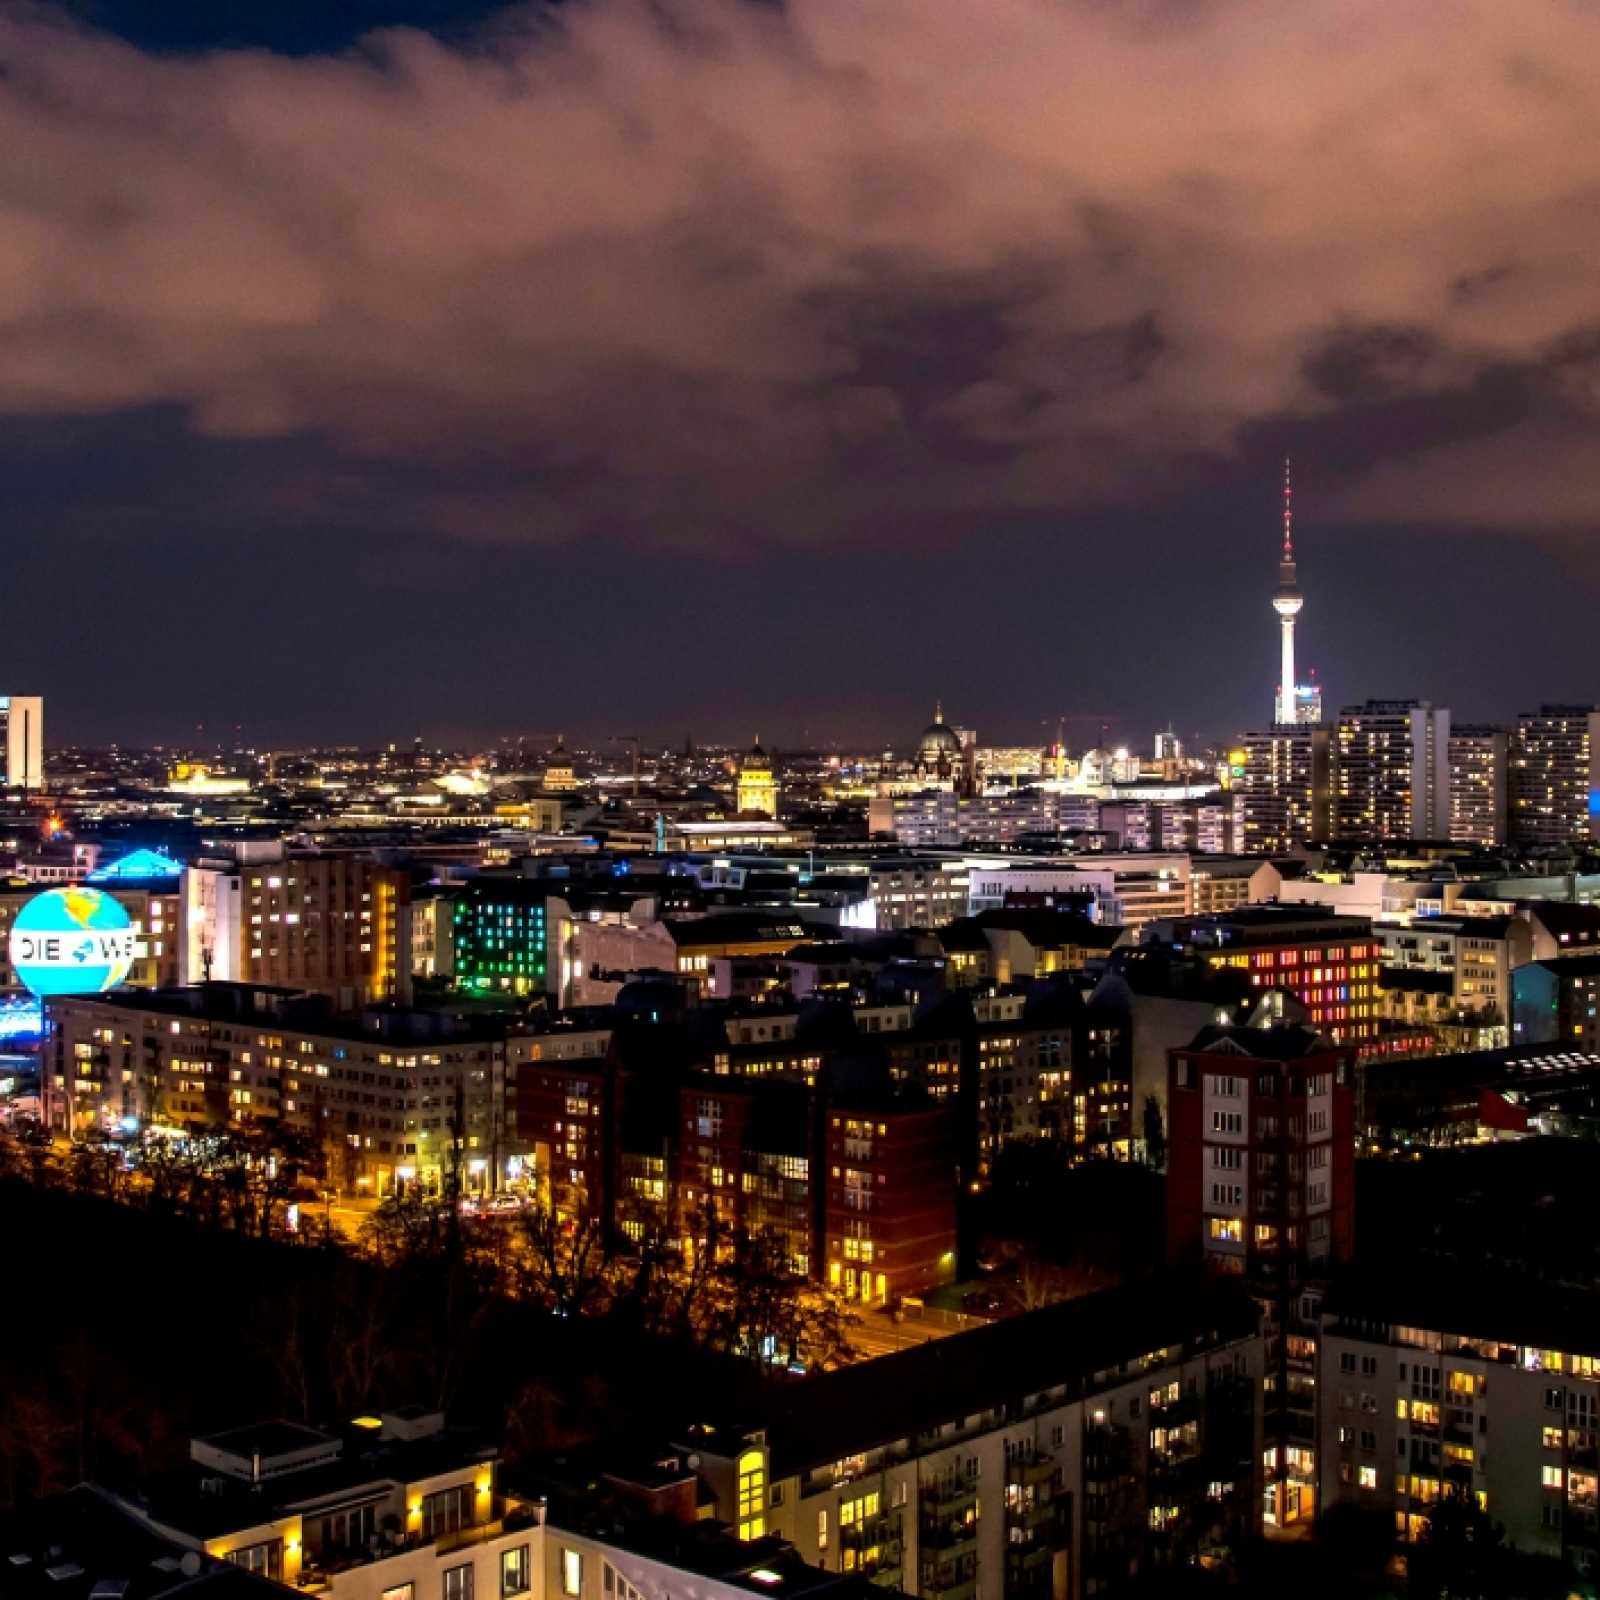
[0,1486,279,1600]
[742,1272,1257,1474]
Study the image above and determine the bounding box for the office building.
[1511,705,1600,848]
[0,693,44,789]
[1235,725,1331,853]
[1334,700,1451,841]
[1447,723,1509,846]
[453,879,551,997]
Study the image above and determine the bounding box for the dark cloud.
[4,0,1600,740]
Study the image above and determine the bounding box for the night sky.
[5,0,1600,749]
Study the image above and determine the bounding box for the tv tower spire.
[1271,457,1304,724]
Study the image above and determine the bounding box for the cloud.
[3,0,1600,551]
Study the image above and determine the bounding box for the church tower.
[736,737,779,818]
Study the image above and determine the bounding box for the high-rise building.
[1166,1022,1357,1528]
[1333,700,1451,841]
[0,694,44,789]
[1272,461,1305,726]
[736,738,779,818]
[1236,724,1332,853]
[1447,723,1509,846]
[1510,704,1600,848]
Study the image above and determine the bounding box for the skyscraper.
[0,695,44,790]
[1509,704,1600,848]
[1272,461,1303,726]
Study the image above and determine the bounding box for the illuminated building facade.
[238,855,410,1005]
[1510,704,1600,848]
[1319,1285,1600,1573]
[1334,700,1451,841]
[736,738,779,818]
[1166,1023,1356,1528]
[0,694,44,789]
[47,982,518,1193]
[732,1277,1263,1598]
[1144,907,1379,1047]
[1447,723,1509,845]
[453,880,549,996]
[822,1099,957,1304]
[543,736,578,792]
[1235,725,1332,853]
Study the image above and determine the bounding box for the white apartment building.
[1320,1287,1600,1578]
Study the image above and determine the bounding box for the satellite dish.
[179,1553,202,1577]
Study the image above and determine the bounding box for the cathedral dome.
[917,701,962,763]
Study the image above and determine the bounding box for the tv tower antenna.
[1282,455,1294,558]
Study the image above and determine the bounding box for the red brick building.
[822,1097,957,1304]
[1166,1021,1355,1529]
[1166,1022,1355,1279]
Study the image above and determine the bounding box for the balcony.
[922,1476,978,1514]
[1006,1539,1053,1575]
[1005,1452,1056,1489]
[922,1579,976,1600]
[298,1502,535,1584]
[919,1520,978,1558]
[840,1514,902,1555]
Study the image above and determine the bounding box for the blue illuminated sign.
[0,996,45,1041]
[88,848,184,882]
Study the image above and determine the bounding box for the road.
[847,1306,963,1362]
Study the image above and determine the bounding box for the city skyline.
[6,1,1600,743]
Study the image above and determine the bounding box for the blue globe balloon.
[9,887,137,998]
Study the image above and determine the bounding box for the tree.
[1142,1094,1166,1171]
[512,1199,612,1319]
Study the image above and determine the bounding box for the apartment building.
[233,857,416,1004]
[141,1411,536,1598]
[47,983,522,1194]
[1140,907,1380,1049]
[1510,705,1600,848]
[1447,724,1509,846]
[1334,701,1451,842]
[688,1276,1263,1600]
[1511,956,1600,1051]
[821,1096,956,1304]
[1319,1275,1600,1582]
[1235,724,1332,854]
[1166,1023,1357,1527]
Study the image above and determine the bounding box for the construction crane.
[612,735,642,800]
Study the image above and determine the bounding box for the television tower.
[1272,457,1303,725]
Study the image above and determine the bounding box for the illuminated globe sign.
[9,887,137,999]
